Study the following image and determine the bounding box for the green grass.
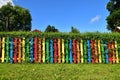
[0,63,120,80]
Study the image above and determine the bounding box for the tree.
[45,25,59,32]
[106,0,120,31]
[0,3,32,31]
[69,26,80,33]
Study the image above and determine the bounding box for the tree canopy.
[69,26,80,33]
[0,3,32,31]
[45,25,59,32]
[106,0,120,31]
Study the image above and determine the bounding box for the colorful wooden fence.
[0,37,120,64]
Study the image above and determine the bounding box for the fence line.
[0,37,119,63]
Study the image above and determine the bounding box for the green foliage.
[69,26,80,33]
[0,3,32,31]
[0,32,120,41]
[106,0,120,31]
[45,25,59,32]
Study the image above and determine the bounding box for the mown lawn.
[0,63,120,80]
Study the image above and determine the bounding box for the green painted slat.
[101,40,105,63]
[6,37,9,63]
[65,40,69,63]
[46,39,49,63]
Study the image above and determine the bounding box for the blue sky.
[13,0,109,32]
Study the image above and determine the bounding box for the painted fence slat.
[69,39,73,63]
[22,37,25,62]
[54,39,57,63]
[108,42,112,63]
[80,40,84,63]
[73,39,77,63]
[87,40,91,63]
[77,40,80,63]
[10,38,13,63]
[105,41,109,64]
[38,38,42,63]
[98,40,101,63]
[30,38,34,63]
[34,37,37,63]
[101,40,105,63]
[112,42,115,63]
[62,39,65,63]
[46,39,49,63]
[115,41,119,63]
[18,38,21,63]
[42,38,45,63]
[2,37,5,63]
[65,39,69,63]
[6,37,9,63]
[50,39,53,63]
[26,38,30,62]
[58,38,61,63]
[83,40,87,63]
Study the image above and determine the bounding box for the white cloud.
[0,0,14,8]
[90,15,101,24]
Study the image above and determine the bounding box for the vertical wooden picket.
[30,38,34,63]
[73,39,77,63]
[90,40,95,63]
[115,41,119,63]
[2,37,5,63]
[42,38,45,63]
[83,40,87,63]
[34,37,37,63]
[69,39,73,63]
[62,39,65,63]
[10,38,13,63]
[14,38,17,63]
[50,39,53,63]
[6,37,9,63]
[80,40,84,63]
[95,40,98,63]
[26,38,30,62]
[65,39,69,63]
[38,38,42,63]
[87,40,91,63]
[58,38,61,63]
[105,41,108,64]
[98,40,101,63]
[108,42,112,63]
[46,38,49,63]
[101,40,105,63]
[54,39,57,63]
[18,38,21,63]
[22,37,25,62]
[77,40,80,63]
[112,42,115,63]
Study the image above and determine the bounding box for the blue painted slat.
[30,38,34,62]
[50,39,53,63]
[10,38,13,63]
[87,40,91,63]
[69,39,73,63]
[105,41,108,64]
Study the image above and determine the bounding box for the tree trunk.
[5,16,9,31]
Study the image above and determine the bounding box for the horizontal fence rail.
[0,37,120,64]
